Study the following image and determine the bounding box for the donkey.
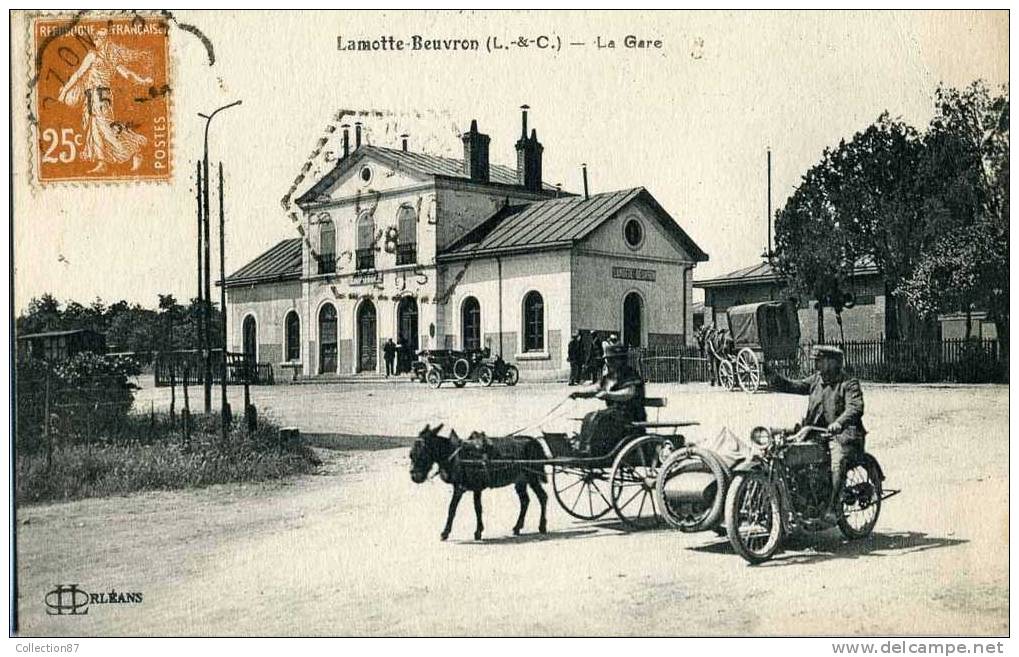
[409,424,548,541]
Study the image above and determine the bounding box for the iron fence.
[627,338,1006,385]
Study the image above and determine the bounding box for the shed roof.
[438,187,708,262]
[17,329,100,340]
[694,257,879,289]
[224,238,302,287]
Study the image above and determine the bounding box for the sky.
[11,10,1008,313]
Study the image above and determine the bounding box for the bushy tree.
[903,82,1009,353]
[775,81,1008,346]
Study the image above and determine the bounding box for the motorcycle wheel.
[837,457,883,540]
[426,369,442,389]
[478,365,494,386]
[505,366,519,386]
[724,472,784,564]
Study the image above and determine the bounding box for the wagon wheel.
[610,436,674,530]
[735,348,761,394]
[452,358,471,381]
[718,359,736,391]
[552,466,612,520]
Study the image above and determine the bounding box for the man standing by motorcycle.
[765,345,866,523]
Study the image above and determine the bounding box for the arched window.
[523,291,544,352]
[242,315,257,363]
[462,297,481,350]
[356,211,375,270]
[396,205,417,265]
[285,311,301,362]
[318,223,335,274]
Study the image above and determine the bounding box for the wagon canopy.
[726,300,800,358]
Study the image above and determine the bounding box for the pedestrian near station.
[383,338,397,377]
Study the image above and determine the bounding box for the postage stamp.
[32,13,172,183]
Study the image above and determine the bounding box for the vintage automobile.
[414,348,520,388]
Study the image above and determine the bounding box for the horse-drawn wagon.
[710,300,800,393]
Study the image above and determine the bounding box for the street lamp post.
[198,100,241,431]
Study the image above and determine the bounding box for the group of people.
[382,337,416,377]
[567,332,865,523]
[565,331,621,386]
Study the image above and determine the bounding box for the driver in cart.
[569,344,647,455]
[765,344,866,523]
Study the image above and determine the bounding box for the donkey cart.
[713,300,801,393]
[465,397,697,530]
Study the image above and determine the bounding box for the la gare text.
[337,35,663,52]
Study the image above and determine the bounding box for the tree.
[773,156,858,342]
[903,82,1009,353]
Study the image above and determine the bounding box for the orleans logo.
[45,584,143,615]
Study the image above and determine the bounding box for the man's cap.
[603,344,629,359]
[812,345,844,359]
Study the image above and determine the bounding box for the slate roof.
[439,187,708,262]
[224,238,302,287]
[694,257,879,288]
[296,145,559,205]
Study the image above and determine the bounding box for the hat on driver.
[812,345,844,359]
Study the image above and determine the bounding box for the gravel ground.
[15,380,1008,636]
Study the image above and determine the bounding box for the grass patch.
[15,413,321,505]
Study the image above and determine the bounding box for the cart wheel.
[505,366,519,386]
[654,446,730,532]
[610,436,673,530]
[736,348,761,394]
[718,360,736,391]
[478,365,494,387]
[426,368,442,388]
[552,466,612,520]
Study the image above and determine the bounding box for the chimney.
[582,163,589,200]
[354,122,362,149]
[461,119,490,183]
[401,133,409,152]
[341,124,350,158]
[515,106,543,192]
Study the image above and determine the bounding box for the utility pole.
[198,100,241,417]
[766,147,773,260]
[195,160,204,392]
[218,161,231,440]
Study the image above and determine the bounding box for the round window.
[623,218,644,249]
[359,166,373,184]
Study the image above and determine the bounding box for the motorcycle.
[723,425,888,564]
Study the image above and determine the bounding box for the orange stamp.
[33,14,171,183]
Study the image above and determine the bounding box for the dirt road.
[16,383,1008,636]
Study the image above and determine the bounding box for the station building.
[224,108,708,379]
